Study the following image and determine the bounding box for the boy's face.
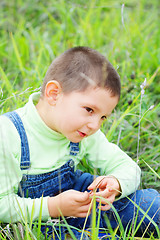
[46,87,118,143]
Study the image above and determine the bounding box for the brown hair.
[41,46,121,98]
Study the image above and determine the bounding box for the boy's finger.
[80,202,93,212]
[76,191,90,203]
[87,180,98,190]
[96,196,114,205]
[88,176,106,190]
[90,188,111,198]
[99,204,112,211]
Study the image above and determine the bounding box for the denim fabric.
[104,189,160,237]
[4,111,30,169]
[5,111,160,239]
[18,159,79,198]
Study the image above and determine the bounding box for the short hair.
[41,46,121,98]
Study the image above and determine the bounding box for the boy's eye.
[101,116,107,121]
[85,107,93,113]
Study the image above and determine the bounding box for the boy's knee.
[136,189,160,230]
[145,188,159,196]
[136,189,159,211]
[136,188,159,202]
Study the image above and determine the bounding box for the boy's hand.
[88,176,121,211]
[48,189,92,218]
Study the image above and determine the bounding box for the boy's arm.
[0,118,92,222]
[0,193,49,223]
[48,190,91,218]
[0,118,49,223]
[83,130,141,199]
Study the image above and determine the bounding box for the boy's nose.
[87,118,101,132]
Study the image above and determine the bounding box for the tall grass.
[0,0,159,239]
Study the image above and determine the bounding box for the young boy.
[0,47,159,239]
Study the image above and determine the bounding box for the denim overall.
[5,111,160,239]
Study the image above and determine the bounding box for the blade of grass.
[141,159,160,180]
[37,195,43,239]
[29,199,35,229]
[91,193,97,240]
[0,67,16,100]
[10,32,25,78]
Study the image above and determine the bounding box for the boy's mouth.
[77,130,87,137]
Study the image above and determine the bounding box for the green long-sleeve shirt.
[0,92,141,223]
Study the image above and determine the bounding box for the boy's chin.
[67,136,83,143]
[66,131,89,143]
[67,138,81,143]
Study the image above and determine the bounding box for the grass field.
[0,0,160,239]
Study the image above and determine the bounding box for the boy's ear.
[44,81,62,105]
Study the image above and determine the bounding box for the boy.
[0,46,159,239]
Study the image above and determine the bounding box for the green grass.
[0,0,160,239]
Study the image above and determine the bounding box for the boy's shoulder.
[0,104,27,140]
[0,113,21,155]
[0,112,20,134]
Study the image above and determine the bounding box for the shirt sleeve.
[82,130,141,198]
[0,117,50,223]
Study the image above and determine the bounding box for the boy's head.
[37,47,121,142]
[41,46,121,99]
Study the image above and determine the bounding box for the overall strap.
[4,111,30,170]
[69,142,79,156]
